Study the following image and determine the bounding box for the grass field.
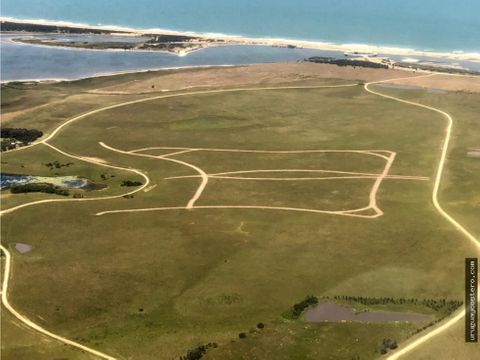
[1,69,479,360]
[1,311,96,360]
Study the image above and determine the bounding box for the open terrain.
[1,63,479,359]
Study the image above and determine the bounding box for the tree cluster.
[1,139,17,151]
[379,338,398,355]
[147,34,197,43]
[1,128,43,144]
[179,342,217,360]
[100,173,115,180]
[121,180,143,187]
[305,57,388,69]
[44,160,74,170]
[292,295,319,319]
[332,295,462,314]
[1,128,43,151]
[11,183,69,196]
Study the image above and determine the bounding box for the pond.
[0,174,94,190]
[15,243,33,254]
[304,302,432,323]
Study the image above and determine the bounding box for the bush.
[379,338,397,354]
[238,332,247,339]
[179,343,217,360]
[292,295,319,318]
[121,180,143,187]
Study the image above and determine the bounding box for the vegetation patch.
[10,183,69,196]
[331,295,462,317]
[306,56,388,69]
[282,295,319,320]
[379,338,398,355]
[179,342,218,360]
[121,180,143,187]
[44,161,74,170]
[1,128,43,151]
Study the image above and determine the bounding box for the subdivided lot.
[194,177,374,211]
[1,74,479,360]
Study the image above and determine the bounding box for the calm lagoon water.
[1,34,346,81]
[2,34,480,82]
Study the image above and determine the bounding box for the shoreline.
[2,61,478,87]
[2,56,479,86]
[3,36,186,56]
[2,16,480,63]
[0,64,241,84]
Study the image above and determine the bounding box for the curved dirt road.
[364,76,480,359]
[0,243,117,360]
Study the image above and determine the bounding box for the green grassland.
[1,311,96,360]
[1,74,479,360]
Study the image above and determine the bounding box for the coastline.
[2,16,480,63]
[0,64,240,84]
[4,36,187,56]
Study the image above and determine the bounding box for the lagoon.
[1,34,345,81]
[2,34,480,82]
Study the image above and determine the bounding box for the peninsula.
[2,18,480,62]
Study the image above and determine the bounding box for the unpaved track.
[99,142,208,209]
[96,205,370,218]
[364,75,480,359]
[0,243,117,360]
[197,174,427,181]
[167,169,428,181]
[131,146,391,157]
[98,144,398,218]
[369,151,395,216]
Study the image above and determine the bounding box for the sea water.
[2,0,479,53]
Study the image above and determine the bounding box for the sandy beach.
[2,16,480,62]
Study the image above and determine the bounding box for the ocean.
[2,0,480,53]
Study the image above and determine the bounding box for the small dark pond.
[1,174,94,190]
